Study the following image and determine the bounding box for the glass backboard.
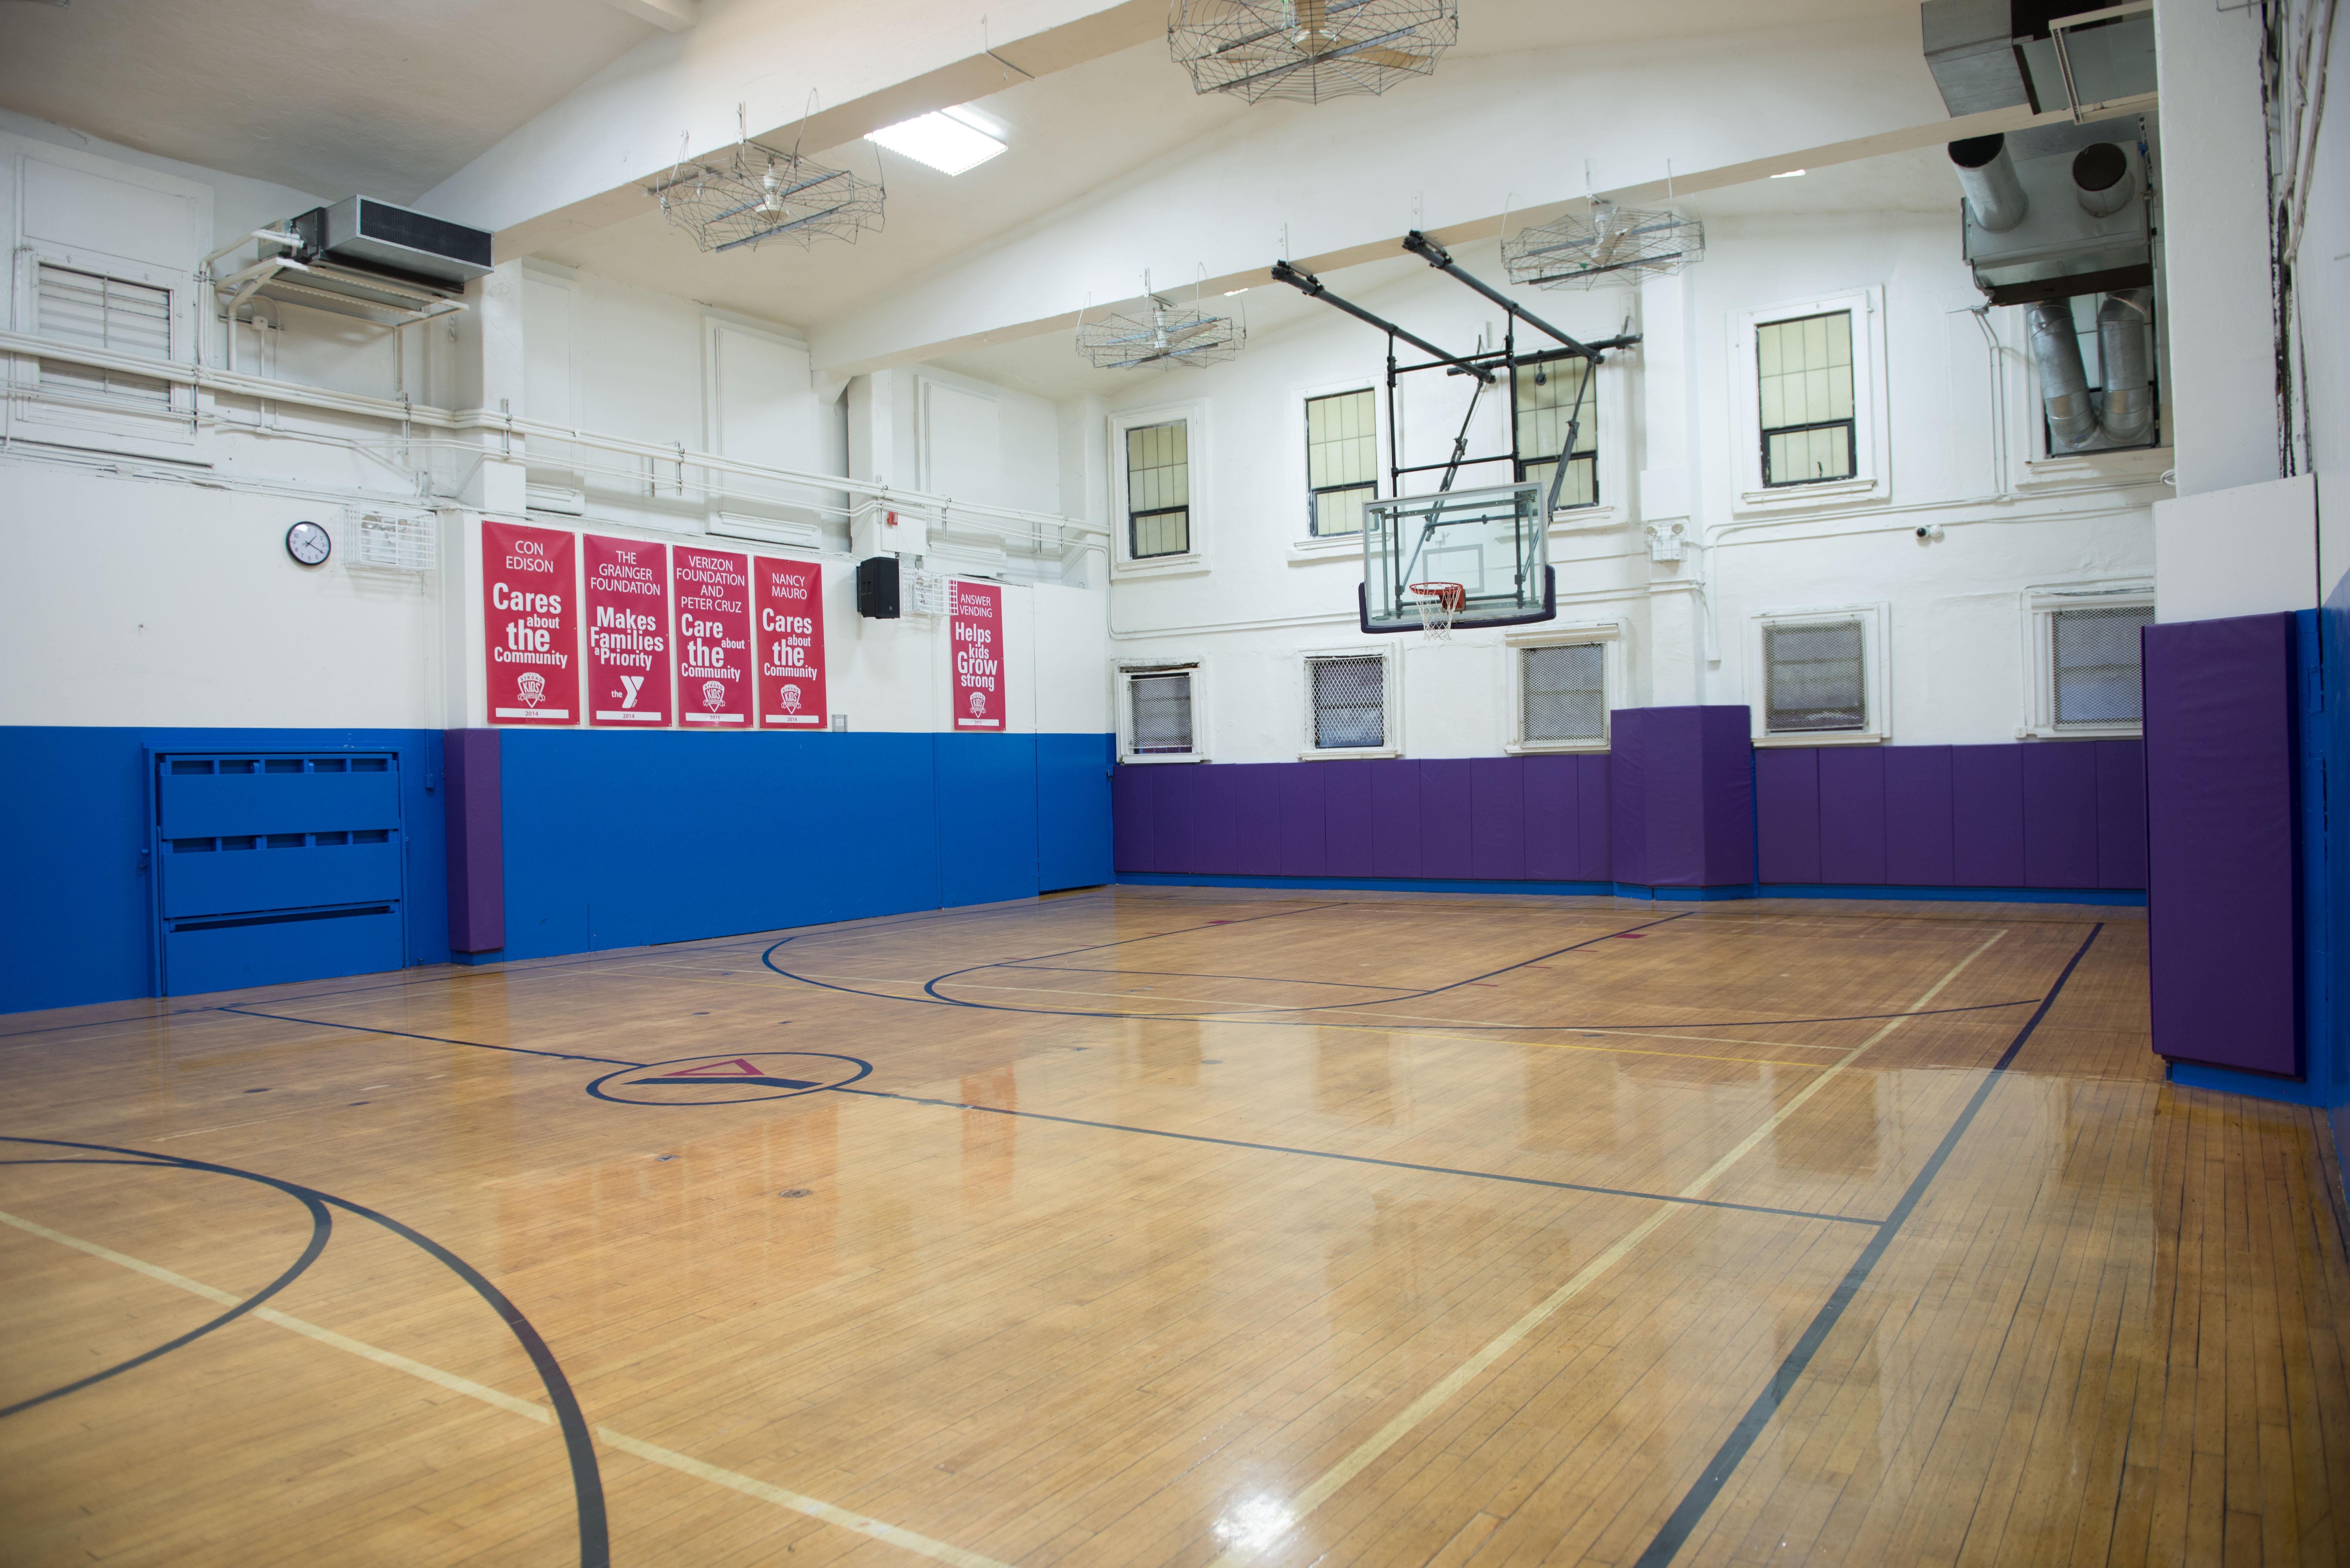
[1359,481,1554,634]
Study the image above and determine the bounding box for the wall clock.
[285,521,331,566]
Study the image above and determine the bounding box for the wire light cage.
[648,139,884,254]
[1075,292,1246,371]
[1504,200,1704,290]
[1169,0,1459,105]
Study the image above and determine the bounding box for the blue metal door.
[152,751,407,996]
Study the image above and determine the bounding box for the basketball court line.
[1198,928,2012,1568]
[0,1202,1013,1568]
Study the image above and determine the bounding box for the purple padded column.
[1609,710,1648,886]
[1611,706,1754,888]
[443,729,505,953]
[2144,613,2301,1075]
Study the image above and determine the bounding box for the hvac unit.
[216,197,494,328]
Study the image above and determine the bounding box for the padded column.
[2143,613,2301,1075]
[1610,706,1755,892]
[443,728,505,956]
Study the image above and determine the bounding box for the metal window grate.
[1765,619,1866,732]
[1310,656,1385,749]
[2052,605,2150,726]
[37,262,172,408]
[1126,420,1191,558]
[1758,311,1855,487]
[1130,672,1195,753]
[1521,643,1606,741]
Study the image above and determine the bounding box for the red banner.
[672,546,752,727]
[754,557,827,727]
[583,534,671,727]
[482,521,577,724]
[950,580,1004,730]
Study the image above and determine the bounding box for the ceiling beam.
[483,0,1161,261]
[596,0,700,30]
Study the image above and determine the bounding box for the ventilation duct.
[2096,287,2156,444]
[2071,142,2131,216]
[1949,135,2028,231]
[2028,300,2100,450]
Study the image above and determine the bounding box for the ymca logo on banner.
[671,547,751,726]
[754,557,828,727]
[482,521,578,724]
[583,533,672,727]
[950,581,1004,730]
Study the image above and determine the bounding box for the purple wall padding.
[1612,706,1755,888]
[1754,738,2147,891]
[1114,753,1614,883]
[2144,613,2301,1075]
[443,728,505,952]
[1609,710,1648,886]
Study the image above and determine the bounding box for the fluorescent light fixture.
[867,107,1005,176]
[1770,168,1808,179]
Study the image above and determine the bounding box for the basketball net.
[1408,582,1466,642]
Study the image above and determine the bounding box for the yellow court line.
[1201,927,2010,1567]
[0,1206,1011,1568]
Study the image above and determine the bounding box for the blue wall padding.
[2320,588,2350,1155]
[0,727,449,1015]
[494,731,1114,963]
[2143,613,2301,1076]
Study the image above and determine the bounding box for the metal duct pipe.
[2072,143,2132,217]
[1949,134,2028,232]
[2028,299,2099,450]
[2096,288,2156,444]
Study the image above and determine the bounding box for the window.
[1306,389,1378,535]
[1513,358,1597,508]
[1129,670,1195,755]
[36,263,172,408]
[2021,586,2152,735]
[1764,618,1866,732]
[1757,311,1855,486]
[2050,607,2150,726]
[1309,655,1385,750]
[1520,643,1607,743]
[1126,421,1190,558]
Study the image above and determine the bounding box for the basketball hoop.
[1407,582,1466,641]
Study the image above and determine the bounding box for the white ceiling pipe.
[1949,132,2028,231]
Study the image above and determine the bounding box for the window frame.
[1116,659,1209,764]
[1303,386,1381,540]
[1503,622,1623,753]
[2019,581,2153,739]
[1298,645,1400,760]
[1108,401,1207,579]
[1729,288,1887,513]
[4,134,210,463]
[1748,602,1891,747]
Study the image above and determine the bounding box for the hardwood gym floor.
[4,888,2346,1567]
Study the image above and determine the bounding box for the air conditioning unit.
[241,198,493,325]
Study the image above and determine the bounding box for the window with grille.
[1128,670,1195,755]
[36,263,173,409]
[1513,358,1598,508]
[1306,389,1377,536]
[1757,311,1855,487]
[1764,619,1866,732]
[1520,643,1606,743]
[1309,656,1385,750]
[1125,421,1190,558]
[2051,606,2150,727]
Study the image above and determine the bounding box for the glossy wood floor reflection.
[4,889,2347,1567]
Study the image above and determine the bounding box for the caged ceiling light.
[1169,0,1459,105]
[1503,200,1704,290]
[648,132,884,255]
[1075,286,1246,371]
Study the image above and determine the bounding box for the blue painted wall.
[494,730,1113,962]
[0,727,449,1015]
[1,726,1113,1011]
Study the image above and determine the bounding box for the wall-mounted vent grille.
[352,510,436,572]
[37,263,172,408]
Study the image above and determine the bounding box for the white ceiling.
[0,0,656,203]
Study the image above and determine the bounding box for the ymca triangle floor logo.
[586,1051,871,1106]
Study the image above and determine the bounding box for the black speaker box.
[856,555,900,619]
